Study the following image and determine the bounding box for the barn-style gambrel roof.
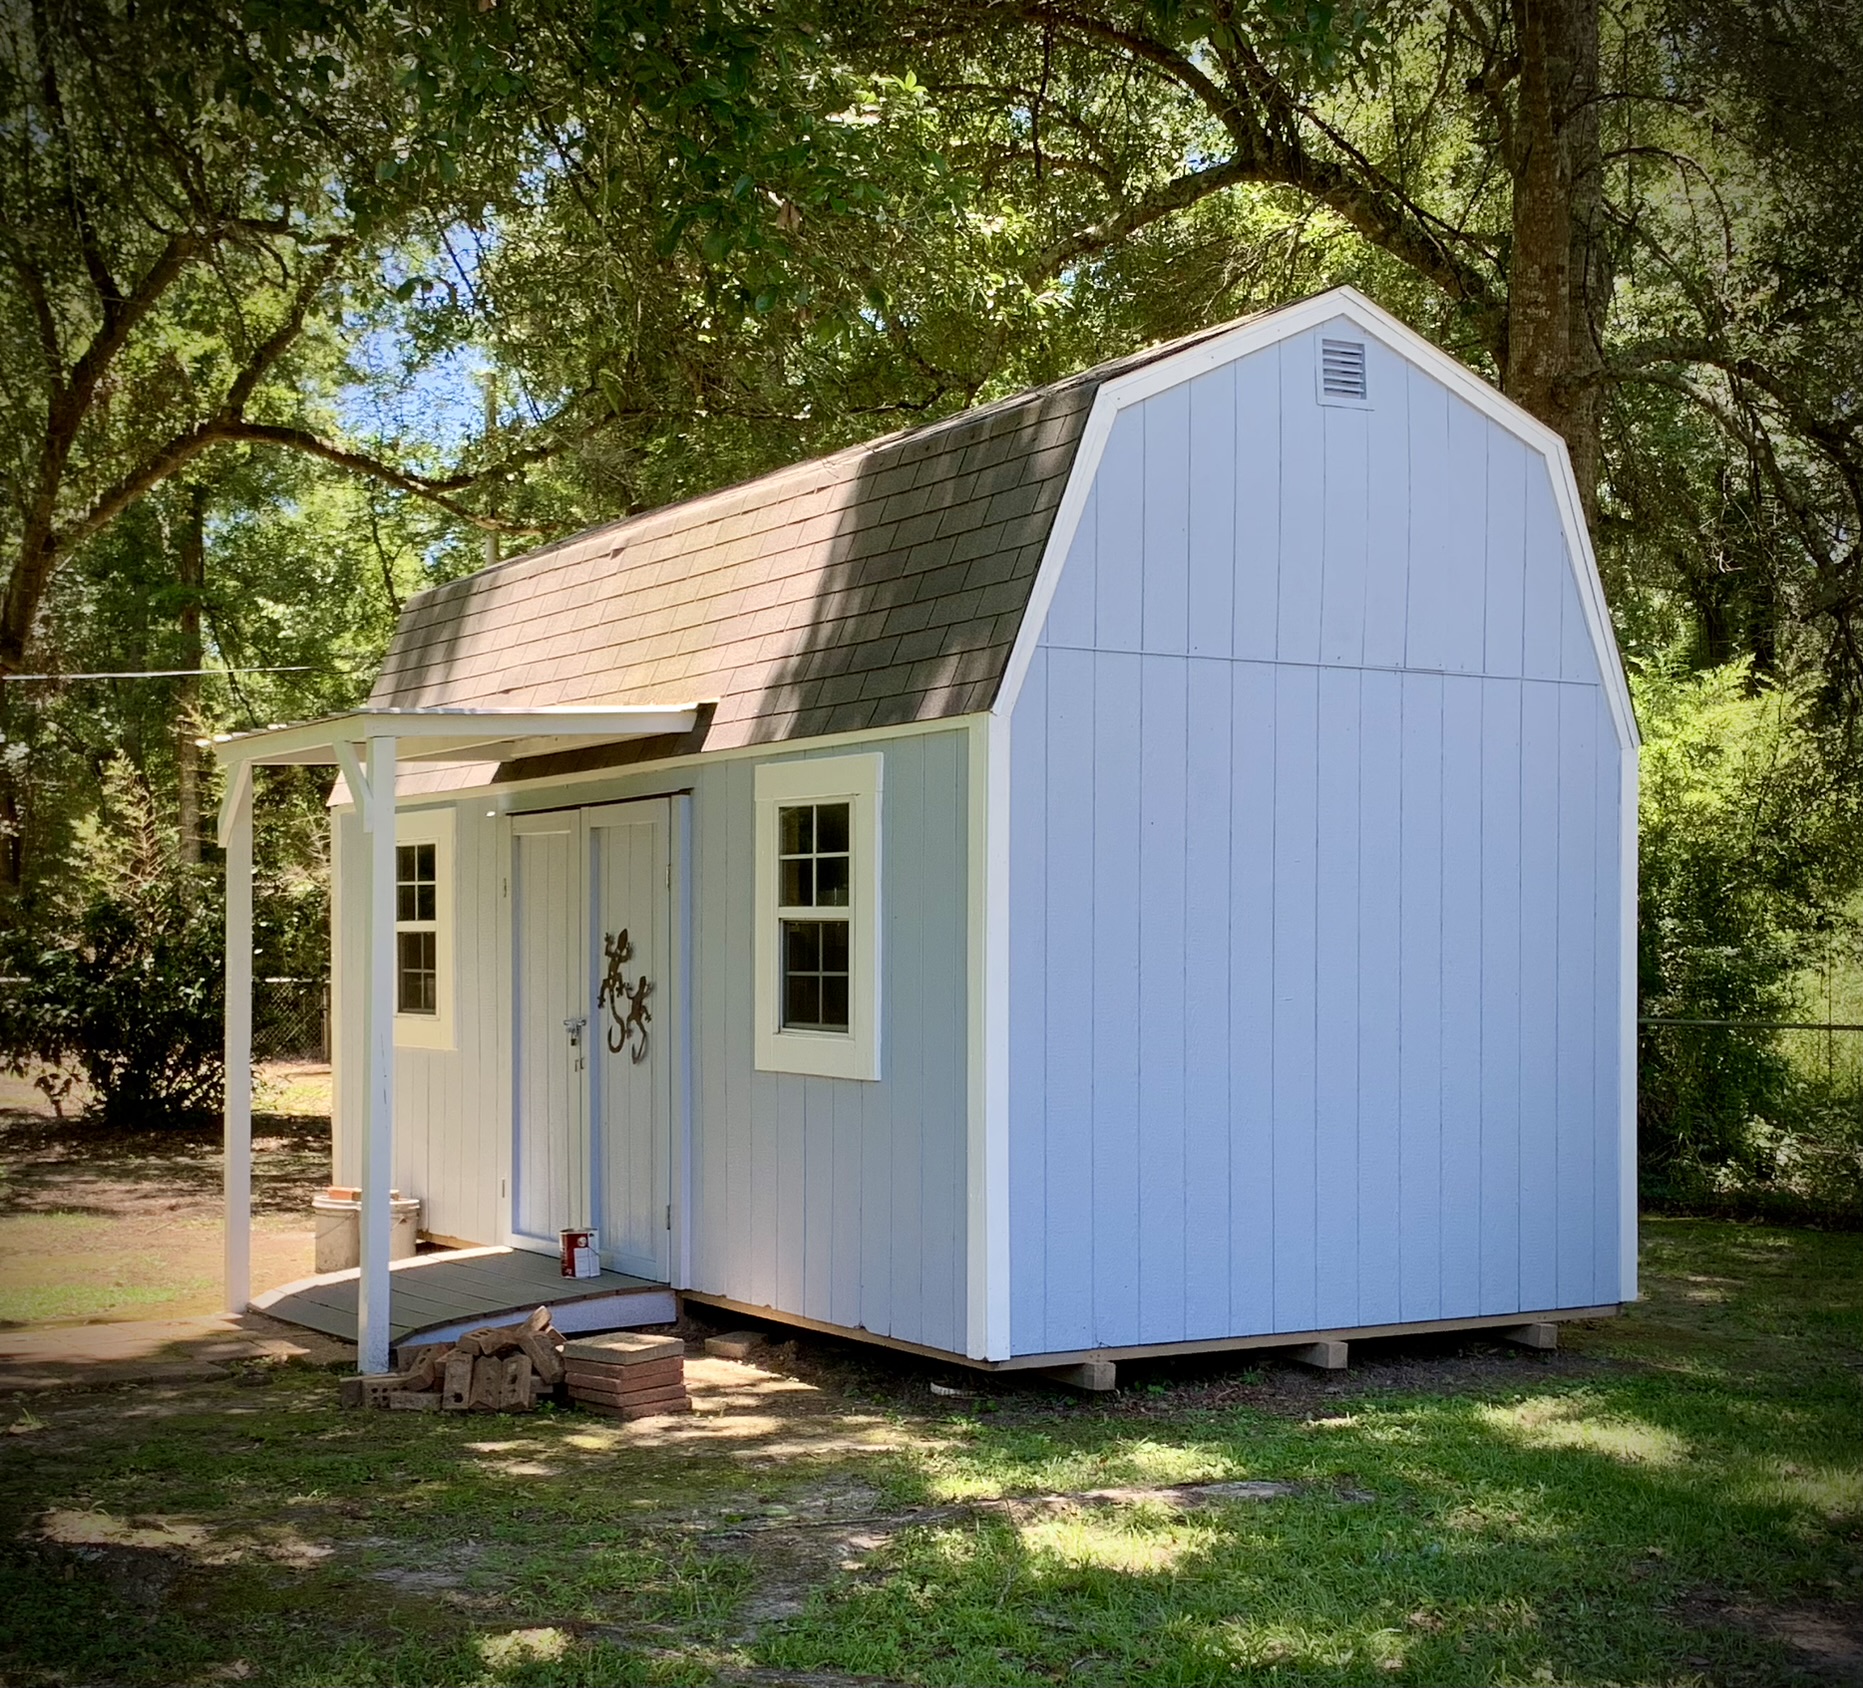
[369,285,1632,782]
[368,323,1239,761]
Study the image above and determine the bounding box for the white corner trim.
[752,752,884,1081]
[1619,747,1640,1302]
[965,714,1012,1360]
[993,285,1640,766]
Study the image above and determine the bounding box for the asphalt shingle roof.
[368,317,1243,770]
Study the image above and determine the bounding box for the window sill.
[755,1026,879,1082]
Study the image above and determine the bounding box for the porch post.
[222,762,254,1314]
[357,734,398,1375]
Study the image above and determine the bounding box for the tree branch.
[1028,156,1256,277]
[58,418,549,559]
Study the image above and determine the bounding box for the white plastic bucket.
[312,1189,421,1274]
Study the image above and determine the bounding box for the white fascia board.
[211,704,704,769]
[994,285,1639,759]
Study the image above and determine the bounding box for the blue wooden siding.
[674,728,972,1354]
[335,729,970,1355]
[1005,323,1627,1356]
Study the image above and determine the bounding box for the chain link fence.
[253,976,328,1061]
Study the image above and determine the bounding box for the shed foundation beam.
[1292,1340,1349,1371]
[1044,1358,1117,1392]
[1500,1322,1558,1351]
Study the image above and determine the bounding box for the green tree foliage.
[0,759,224,1124]
[1635,657,1863,1205]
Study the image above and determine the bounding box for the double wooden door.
[509,799,673,1280]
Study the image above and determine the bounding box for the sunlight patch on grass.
[477,1627,570,1668]
[1477,1395,1690,1465]
[1766,1463,1863,1516]
[919,1430,1245,1502]
[1017,1508,1223,1574]
[1214,1618,1409,1676]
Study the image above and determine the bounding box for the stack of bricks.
[562,1331,691,1420]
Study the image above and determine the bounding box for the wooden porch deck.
[253,1245,676,1351]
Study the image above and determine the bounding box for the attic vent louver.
[1319,337,1369,403]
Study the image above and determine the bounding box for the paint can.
[559,1228,600,1279]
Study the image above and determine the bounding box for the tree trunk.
[175,486,205,866]
[1504,0,1610,524]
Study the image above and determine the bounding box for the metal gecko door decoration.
[597,928,653,1063]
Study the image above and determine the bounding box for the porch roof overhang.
[214,702,699,1378]
[208,703,703,770]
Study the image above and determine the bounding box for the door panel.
[587,801,673,1280]
[511,814,587,1248]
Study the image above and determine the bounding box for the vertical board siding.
[1313,667,1363,1329]
[1182,657,1234,1336]
[377,731,971,1357]
[1090,652,1144,1341]
[1232,346,1282,662]
[1227,663,1278,1335]
[1354,670,1403,1325]
[1187,367,1237,659]
[1137,657,1189,1339]
[1270,666,1320,1333]
[1007,322,1627,1354]
[1042,647,1098,1349]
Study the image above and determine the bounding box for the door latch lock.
[563,1015,588,1049]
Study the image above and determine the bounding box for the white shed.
[217,287,1637,1383]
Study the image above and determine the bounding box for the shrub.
[1635,657,1863,1207]
[0,760,223,1126]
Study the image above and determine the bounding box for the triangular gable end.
[994,286,1638,758]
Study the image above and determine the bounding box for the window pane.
[415,882,436,922]
[815,802,849,854]
[821,918,849,972]
[397,930,437,1015]
[396,843,419,883]
[397,881,419,922]
[814,855,849,907]
[784,972,820,1028]
[819,973,849,1031]
[778,804,812,855]
[783,919,820,970]
[779,857,814,908]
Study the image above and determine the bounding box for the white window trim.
[754,753,882,1081]
[393,807,455,1051]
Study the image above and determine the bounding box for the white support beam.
[333,740,372,831]
[358,733,397,1374]
[215,759,252,851]
[222,768,254,1314]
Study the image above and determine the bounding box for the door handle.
[563,1015,588,1049]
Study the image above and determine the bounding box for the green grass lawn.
[2,1217,1859,1686]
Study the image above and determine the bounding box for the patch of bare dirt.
[1672,1592,1863,1681]
[0,1108,329,1224]
[697,1473,1371,1644]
